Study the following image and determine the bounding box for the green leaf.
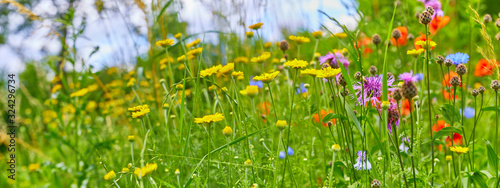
[440,104,462,125]
[482,106,500,112]
[381,6,397,101]
[322,113,346,123]
[470,171,488,188]
[156,0,174,23]
[433,127,462,140]
[484,139,498,173]
[339,97,364,137]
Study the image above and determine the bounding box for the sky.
[0,0,358,74]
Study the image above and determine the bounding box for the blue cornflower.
[287,147,294,156]
[460,107,475,119]
[249,78,263,88]
[279,151,286,159]
[446,52,469,65]
[353,151,371,170]
[295,83,308,94]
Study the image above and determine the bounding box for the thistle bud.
[354,71,362,80]
[393,88,403,101]
[369,66,378,75]
[407,33,415,41]
[402,82,418,99]
[436,55,444,64]
[391,29,401,40]
[371,179,382,188]
[419,11,432,25]
[479,86,485,94]
[491,80,500,90]
[444,59,453,67]
[456,64,467,75]
[372,34,381,45]
[471,89,479,97]
[449,76,461,87]
[425,6,435,16]
[280,40,289,52]
[484,14,492,23]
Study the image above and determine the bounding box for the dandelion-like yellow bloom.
[52,84,62,93]
[28,163,40,173]
[104,170,116,180]
[446,155,452,161]
[178,64,186,70]
[134,163,158,177]
[232,71,244,77]
[222,126,233,136]
[122,168,130,173]
[251,52,271,63]
[240,85,259,97]
[244,159,252,166]
[415,40,436,49]
[127,78,136,87]
[187,47,203,56]
[333,33,348,39]
[301,68,319,77]
[51,76,61,84]
[276,120,287,130]
[129,104,150,119]
[316,67,341,79]
[156,39,175,47]
[186,39,201,48]
[200,64,222,77]
[312,31,323,38]
[107,67,118,75]
[253,71,280,83]
[264,42,272,48]
[332,144,341,152]
[218,63,234,75]
[289,35,310,44]
[407,49,425,57]
[248,22,263,30]
[246,31,254,38]
[284,59,308,69]
[160,57,174,65]
[194,112,225,124]
[70,88,88,97]
[177,55,186,62]
[450,146,469,154]
[128,135,135,142]
[174,33,182,39]
[234,56,249,63]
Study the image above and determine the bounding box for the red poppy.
[356,35,373,55]
[474,59,499,77]
[257,101,271,115]
[432,120,450,132]
[441,88,460,100]
[400,99,413,116]
[390,26,408,47]
[414,35,436,50]
[313,109,336,127]
[445,133,463,147]
[430,16,450,35]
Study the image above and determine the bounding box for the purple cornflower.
[418,0,444,18]
[319,52,350,68]
[398,71,420,83]
[399,137,410,153]
[353,74,395,106]
[353,151,371,171]
[446,52,469,65]
[249,78,263,88]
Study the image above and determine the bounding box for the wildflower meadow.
[3,0,500,187]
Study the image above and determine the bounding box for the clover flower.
[353,151,371,170]
[446,52,469,65]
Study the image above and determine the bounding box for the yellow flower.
[51,75,61,84]
[248,22,263,30]
[176,84,184,90]
[128,135,135,142]
[107,67,118,75]
[127,78,136,87]
[187,47,203,56]
[86,101,97,111]
[200,64,222,77]
[246,31,254,38]
[104,170,116,180]
[218,63,234,75]
[232,71,244,78]
[156,39,175,47]
[264,42,272,48]
[175,169,180,175]
[186,39,201,48]
[177,55,186,62]
[415,40,436,49]
[174,33,182,39]
[450,146,469,154]
[253,71,280,83]
[332,144,341,152]
[446,155,452,161]
[234,56,249,63]
[70,88,88,97]
[222,126,233,137]
[407,49,425,57]
[289,35,310,44]
[122,168,130,173]
[276,120,287,130]
[333,33,348,39]
[312,31,323,38]
[316,67,341,79]
[284,59,308,69]
[208,85,217,92]
[129,104,150,119]
[240,85,259,97]
[52,84,62,93]
[28,163,40,173]
[301,68,319,77]
[272,58,280,64]
[134,163,158,177]
[244,159,252,166]
[160,57,174,65]
[178,64,186,70]
[251,52,271,63]
[194,112,225,124]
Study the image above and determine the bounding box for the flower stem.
[281,69,298,187]
[425,24,435,185]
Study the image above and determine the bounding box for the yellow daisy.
[312,31,323,38]
[300,68,319,77]
[248,22,263,30]
[284,59,308,69]
[155,39,175,47]
[200,64,223,77]
[251,52,271,63]
[450,146,469,154]
[194,112,225,124]
[253,71,280,83]
[316,67,341,79]
[289,35,310,44]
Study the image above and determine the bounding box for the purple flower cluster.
[353,74,395,106]
[354,151,371,171]
[319,52,350,69]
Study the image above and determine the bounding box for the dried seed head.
[392,29,401,40]
[435,115,439,119]
[394,0,401,7]
[415,12,421,19]
[371,179,382,188]
[426,6,435,16]
[283,54,289,60]
[449,76,461,87]
[280,40,289,52]
[393,88,403,101]
[402,81,418,99]
[456,64,467,75]
[471,89,479,97]
[407,33,415,41]
[491,80,500,90]
[495,32,500,41]
[495,18,500,27]
[388,104,400,122]
[338,74,347,86]
[436,55,444,64]
[369,66,378,75]
[354,71,362,80]
[484,14,492,23]
[340,89,349,97]
[322,63,331,69]
[402,118,407,123]
[444,59,453,67]
[479,86,485,94]
[419,11,432,25]
[372,34,382,45]
[353,110,358,115]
